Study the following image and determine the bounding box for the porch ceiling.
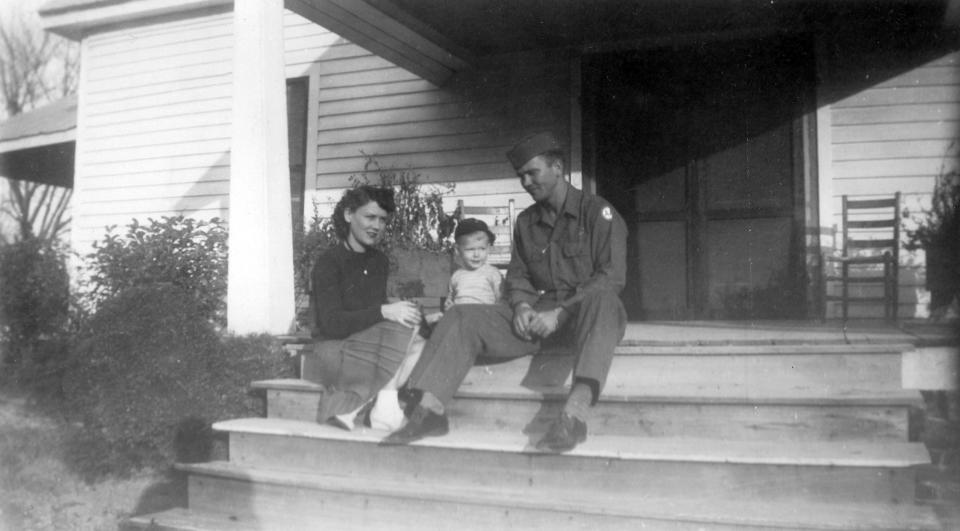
[382,0,950,55]
[40,1,953,86]
[291,0,950,85]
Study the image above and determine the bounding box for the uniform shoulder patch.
[601,206,613,221]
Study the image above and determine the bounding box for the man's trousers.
[406,290,627,405]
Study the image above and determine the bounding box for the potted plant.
[905,165,960,316]
[370,160,457,302]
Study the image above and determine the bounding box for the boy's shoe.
[536,412,587,453]
[380,405,448,445]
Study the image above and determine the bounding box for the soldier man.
[383,132,627,452]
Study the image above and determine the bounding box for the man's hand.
[529,307,562,339]
[512,303,537,340]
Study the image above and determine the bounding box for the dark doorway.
[287,77,309,231]
[586,36,814,320]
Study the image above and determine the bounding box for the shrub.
[0,238,70,367]
[62,283,295,477]
[904,162,960,312]
[83,216,228,327]
[367,159,457,255]
[904,166,960,252]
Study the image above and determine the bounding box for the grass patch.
[0,390,187,530]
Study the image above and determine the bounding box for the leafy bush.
[62,283,295,476]
[904,167,960,252]
[0,238,70,367]
[365,159,457,255]
[83,216,228,327]
[904,162,960,312]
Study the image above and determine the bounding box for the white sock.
[370,389,405,431]
[333,410,357,431]
[332,399,368,431]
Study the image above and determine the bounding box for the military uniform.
[406,186,628,405]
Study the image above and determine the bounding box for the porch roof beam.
[285,0,473,86]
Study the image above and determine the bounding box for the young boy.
[423,218,503,326]
[371,218,501,431]
[445,217,503,307]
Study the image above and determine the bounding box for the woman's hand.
[381,301,422,328]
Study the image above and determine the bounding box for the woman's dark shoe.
[380,405,448,445]
[536,412,587,452]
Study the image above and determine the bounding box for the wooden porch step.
[616,322,915,346]
[258,339,921,441]
[613,343,914,355]
[299,344,907,395]
[254,377,919,442]
[129,460,939,531]
[215,417,928,505]
[457,350,907,395]
[123,507,258,531]
[302,345,904,389]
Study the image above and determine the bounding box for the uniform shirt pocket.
[561,241,583,257]
[561,239,590,281]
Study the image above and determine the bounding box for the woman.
[309,185,423,430]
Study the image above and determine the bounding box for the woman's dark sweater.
[311,244,389,339]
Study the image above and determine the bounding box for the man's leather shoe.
[380,405,448,445]
[536,412,587,452]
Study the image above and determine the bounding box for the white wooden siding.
[72,9,570,256]
[823,49,960,318]
[309,47,570,217]
[71,10,349,252]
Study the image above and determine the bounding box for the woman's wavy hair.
[331,185,396,240]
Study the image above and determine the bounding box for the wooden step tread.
[123,507,258,530]
[614,343,913,355]
[214,417,930,468]
[253,376,922,407]
[176,461,940,530]
[618,324,916,347]
[290,342,913,357]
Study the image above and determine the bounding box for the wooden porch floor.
[622,319,958,346]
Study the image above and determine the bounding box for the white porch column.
[227,0,295,334]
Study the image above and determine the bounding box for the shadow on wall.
[171,152,230,219]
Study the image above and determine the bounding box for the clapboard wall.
[73,9,234,254]
[820,34,960,318]
[72,7,569,255]
[304,45,570,217]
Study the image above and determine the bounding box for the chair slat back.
[841,193,901,259]
[828,192,901,320]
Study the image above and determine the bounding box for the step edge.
[454,389,925,407]
[615,344,915,355]
[214,418,932,467]
[124,507,259,531]
[253,378,924,407]
[178,461,941,530]
[284,344,916,358]
[617,338,918,347]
